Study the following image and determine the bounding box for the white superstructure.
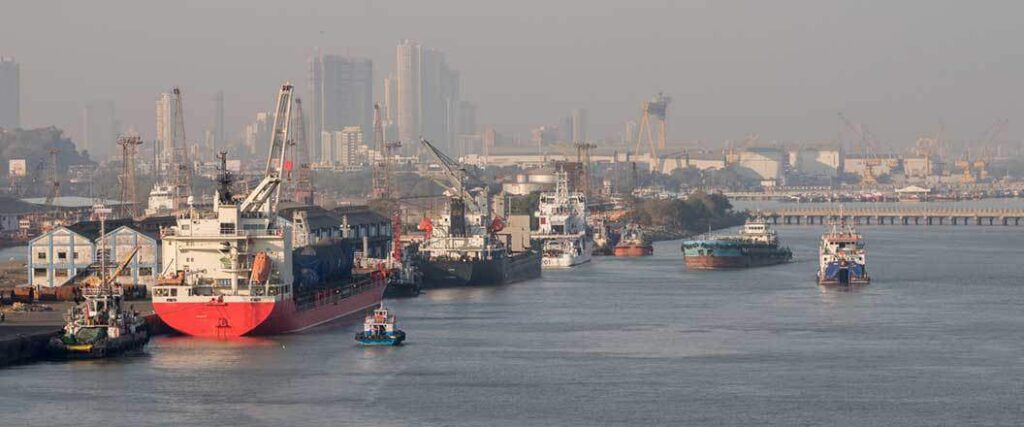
[534,172,592,268]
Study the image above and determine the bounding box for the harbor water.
[1,225,1023,425]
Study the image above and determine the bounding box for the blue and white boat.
[817,220,870,286]
[355,306,406,346]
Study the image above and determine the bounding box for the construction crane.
[633,92,671,162]
[574,142,596,198]
[239,83,294,215]
[291,98,315,205]
[45,147,60,215]
[169,88,193,209]
[117,135,143,218]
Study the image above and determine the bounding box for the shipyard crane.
[45,147,60,214]
[239,83,294,215]
[419,137,492,237]
[117,135,144,218]
[291,98,315,205]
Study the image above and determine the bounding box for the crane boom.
[240,83,294,214]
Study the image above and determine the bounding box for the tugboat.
[534,172,593,268]
[613,222,653,256]
[817,219,870,286]
[48,277,150,359]
[681,215,792,269]
[355,305,406,346]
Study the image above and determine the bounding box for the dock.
[755,206,1024,226]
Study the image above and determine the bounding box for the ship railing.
[162,228,284,238]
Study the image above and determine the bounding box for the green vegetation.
[632,191,745,234]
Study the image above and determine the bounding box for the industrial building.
[278,204,392,259]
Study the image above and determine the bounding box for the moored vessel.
[535,172,593,268]
[414,138,541,287]
[681,216,792,269]
[817,219,870,286]
[151,83,385,338]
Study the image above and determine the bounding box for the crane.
[239,83,294,215]
[419,137,491,237]
[45,147,60,215]
[291,98,315,205]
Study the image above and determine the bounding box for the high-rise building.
[394,40,461,154]
[155,92,176,168]
[212,91,224,153]
[396,40,421,147]
[83,100,117,160]
[571,108,587,143]
[245,112,273,158]
[337,126,363,167]
[309,53,373,163]
[0,57,18,129]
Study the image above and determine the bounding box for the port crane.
[239,83,294,216]
[290,98,316,205]
[419,137,493,237]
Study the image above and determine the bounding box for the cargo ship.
[681,217,792,269]
[535,172,593,268]
[817,220,870,286]
[613,223,653,256]
[414,139,541,287]
[151,83,384,338]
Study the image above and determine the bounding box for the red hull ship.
[152,82,386,338]
[153,275,385,338]
[613,223,653,257]
[613,244,654,257]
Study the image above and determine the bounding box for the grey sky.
[3,0,1021,151]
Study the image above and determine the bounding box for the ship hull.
[683,254,790,269]
[153,277,386,338]
[418,251,541,288]
[817,262,870,286]
[613,245,653,257]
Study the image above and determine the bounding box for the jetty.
[755,206,1024,226]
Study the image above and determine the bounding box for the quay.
[755,206,1024,226]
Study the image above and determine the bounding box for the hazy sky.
[3,0,1022,152]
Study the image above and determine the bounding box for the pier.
[754,206,1024,226]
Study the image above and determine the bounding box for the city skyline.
[1,1,1023,153]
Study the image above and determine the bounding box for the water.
[2,227,1023,426]
[0,245,26,262]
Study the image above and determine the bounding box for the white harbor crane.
[239,83,294,216]
[418,137,493,237]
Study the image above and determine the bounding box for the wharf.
[0,300,163,368]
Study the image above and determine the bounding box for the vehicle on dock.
[817,219,870,286]
[48,284,149,359]
[355,305,405,346]
[613,222,653,257]
[534,172,593,268]
[681,216,792,269]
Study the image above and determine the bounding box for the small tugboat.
[48,283,150,359]
[355,305,406,346]
[613,222,654,256]
[817,218,870,286]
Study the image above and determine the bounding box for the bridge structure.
[754,206,1024,226]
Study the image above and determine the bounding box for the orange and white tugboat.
[151,83,385,338]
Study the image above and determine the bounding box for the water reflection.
[149,335,281,369]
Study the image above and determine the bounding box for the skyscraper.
[155,91,176,168]
[245,112,273,158]
[83,100,117,160]
[394,40,461,154]
[395,40,421,147]
[309,54,373,163]
[212,91,224,153]
[0,57,19,129]
[571,108,588,143]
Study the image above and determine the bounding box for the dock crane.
[419,137,492,237]
[239,83,294,216]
